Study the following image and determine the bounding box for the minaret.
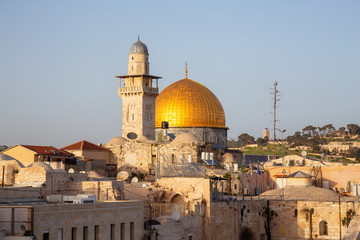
[115,38,161,140]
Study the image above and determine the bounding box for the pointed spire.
[185,62,188,79]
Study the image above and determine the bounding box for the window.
[171,154,175,164]
[110,224,115,240]
[83,226,88,240]
[71,227,77,240]
[188,235,193,240]
[120,223,125,240]
[319,221,328,235]
[43,231,49,240]
[94,225,99,240]
[57,229,63,240]
[130,222,134,240]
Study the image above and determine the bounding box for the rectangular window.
[94,225,99,240]
[83,226,88,240]
[188,235,193,240]
[71,227,77,240]
[130,222,134,240]
[57,229,63,240]
[120,223,125,240]
[43,232,49,240]
[110,224,115,240]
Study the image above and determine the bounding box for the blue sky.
[1,0,359,147]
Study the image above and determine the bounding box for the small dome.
[222,153,234,163]
[129,39,148,55]
[107,136,128,146]
[171,133,198,145]
[27,162,54,172]
[136,136,156,144]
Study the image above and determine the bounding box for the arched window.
[319,221,328,235]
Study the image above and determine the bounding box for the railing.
[118,86,158,94]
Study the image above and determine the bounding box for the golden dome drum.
[155,78,226,129]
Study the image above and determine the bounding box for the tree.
[323,124,335,136]
[238,133,255,146]
[302,125,317,137]
[347,124,360,136]
[256,137,268,146]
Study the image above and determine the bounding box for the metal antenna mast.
[270,81,280,160]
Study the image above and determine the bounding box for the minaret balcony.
[118,86,159,95]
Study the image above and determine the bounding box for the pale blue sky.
[1,0,359,147]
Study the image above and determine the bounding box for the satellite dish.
[127,132,138,140]
[301,151,307,157]
[172,211,180,221]
[68,168,74,173]
[131,177,138,183]
[117,171,129,180]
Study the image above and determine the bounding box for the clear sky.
[1,0,359,147]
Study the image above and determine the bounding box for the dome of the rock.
[155,78,226,129]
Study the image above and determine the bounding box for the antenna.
[270,81,280,160]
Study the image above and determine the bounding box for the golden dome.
[155,78,226,129]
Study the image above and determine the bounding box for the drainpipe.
[2,166,4,187]
[339,195,342,239]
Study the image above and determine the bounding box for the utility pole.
[270,81,280,161]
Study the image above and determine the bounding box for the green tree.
[347,124,360,136]
[238,133,255,146]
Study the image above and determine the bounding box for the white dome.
[107,136,128,146]
[171,133,198,145]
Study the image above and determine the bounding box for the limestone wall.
[216,199,360,240]
[155,127,227,149]
[32,201,144,240]
[155,177,211,205]
[151,216,203,240]
[66,149,112,164]
[0,188,41,199]
[59,180,124,201]
[0,160,22,185]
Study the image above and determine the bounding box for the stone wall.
[59,180,124,201]
[211,199,360,240]
[155,127,227,149]
[0,187,41,199]
[32,201,144,240]
[150,216,203,240]
[0,160,22,185]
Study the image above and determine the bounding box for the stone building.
[61,140,113,176]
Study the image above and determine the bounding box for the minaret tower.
[115,37,161,140]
